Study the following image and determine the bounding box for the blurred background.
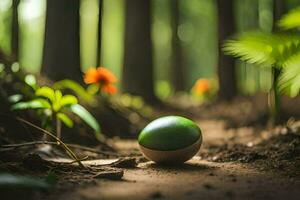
[1,0,300,101]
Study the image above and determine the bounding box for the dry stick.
[15,117,85,168]
[1,141,119,156]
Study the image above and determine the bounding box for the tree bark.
[97,0,103,66]
[42,0,82,83]
[122,0,157,103]
[273,0,285,31]
[216,0,237,101]
[170,0,185,92]
[269,0,286,124]
[12,0,20,62]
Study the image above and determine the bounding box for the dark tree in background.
[122,0,157,103]
[273,0,285,30]
[269,0,286,122]
[170,0,185,92]
[12,0,20,62]
[97,0,103,66]
[0,0,19,65]
[42,0,82,83]
[217,0,237,101]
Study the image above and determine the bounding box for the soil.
[2,94,300,200]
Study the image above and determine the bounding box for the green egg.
[138,116,202,163]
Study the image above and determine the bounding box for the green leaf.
[12,99,51,110]
[69,104,101,139]
[36,87,55,102]
[57,112,73,128]
[52,90,63,112]
[8,94,23,103]
[223,32,300,68]
[224,32,275,66]
[87,84,99,95]
[24,74,38,90]
[279,53,300,97]
[278,7,300,30]
[59,95,78,107]
[53,79,94,102]
[54,90,62,102]
[0,173,51,189]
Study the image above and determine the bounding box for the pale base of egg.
[139,137,202,163]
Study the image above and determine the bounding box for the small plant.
[12,85,100,139]
[53,79,95,103]
[223,7,300,123]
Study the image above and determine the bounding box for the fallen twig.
[1,141,119,156]
[16,117,85,168]
[0,113,85,168]
[92,168,124,180]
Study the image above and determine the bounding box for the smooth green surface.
[138,116,201,151]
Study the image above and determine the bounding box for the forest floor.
[52,118,300,200]
[2,94,300,200]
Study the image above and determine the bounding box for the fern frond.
[223,32,275,66]
[279,52,300,97]
[277,34,300,66]
[223,32,300,67]
[278,7,300,30]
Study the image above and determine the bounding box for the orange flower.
[84,67,118,94]
[193,79,210,95]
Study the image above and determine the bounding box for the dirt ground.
[56,160,300,200]
[45,117,300,200]
[2,95,300,200]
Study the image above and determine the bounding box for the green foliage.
[223,7,300,99]
[278,7,300,30]
[35,87,78,112]
[56,112,73,128]
[12,98,50,110]
[24,74,38,90]
[7,94,23,104]
[279,55,300,97]
[53,79,94,103]
[70,104,101,138]
[224,30,300,97]
[12,85,101,138]
[224,32,300,67]
[0,173,52,189]
[223,6,300,122]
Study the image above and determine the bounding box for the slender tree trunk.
[42,0,82,83]
[12,0,20,62]
[122,0,157,103]
[269,0,285,124]
[216,0,237,101]
[1,0,20,65]
[97,0,103,66]
[273,0,285,30]
[170,0,185,92]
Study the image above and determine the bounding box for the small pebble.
[203,183,214,190]
[150,191,164,199]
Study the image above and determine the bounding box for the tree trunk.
[268,0,286,124]
[97,0,103,66]
[170,0,185,92]
[216,0,237,101]
[12,0,20,62]
[42,0,82,83]
[273,0,285,31]
[122,0,157,103]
